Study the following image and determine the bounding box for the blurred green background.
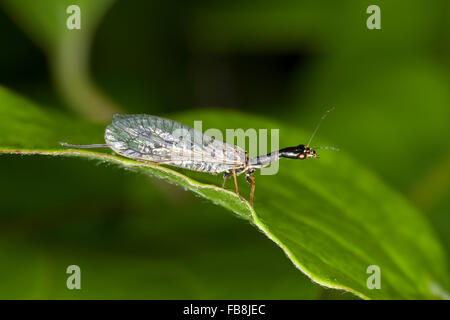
[0,0,448,299]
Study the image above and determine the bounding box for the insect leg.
[221,176,227,188]
[246,172,255,207]
[232,169,245,202]
[222,172,231,188]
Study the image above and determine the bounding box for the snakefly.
[60,109,336,206]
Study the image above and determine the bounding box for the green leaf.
[0,179,320,299]
[0,86,447,299]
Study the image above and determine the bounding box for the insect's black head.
[279,144,317,160]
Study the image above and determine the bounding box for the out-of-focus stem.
[52,31,121,122]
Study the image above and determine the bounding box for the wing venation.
[104,114,246,173]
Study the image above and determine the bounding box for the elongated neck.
[248,151,280,168]
[278,147,296,158]
[248,146,303,168]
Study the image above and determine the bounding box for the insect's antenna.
[314,146,340,151]
[306,107,335,147]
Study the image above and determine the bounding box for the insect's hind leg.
[231,169,245,203]
[246,172,255,207]
[221,171,231,188]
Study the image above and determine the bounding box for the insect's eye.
[298,153,306,159]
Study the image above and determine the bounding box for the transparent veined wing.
[104,114,246,173]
